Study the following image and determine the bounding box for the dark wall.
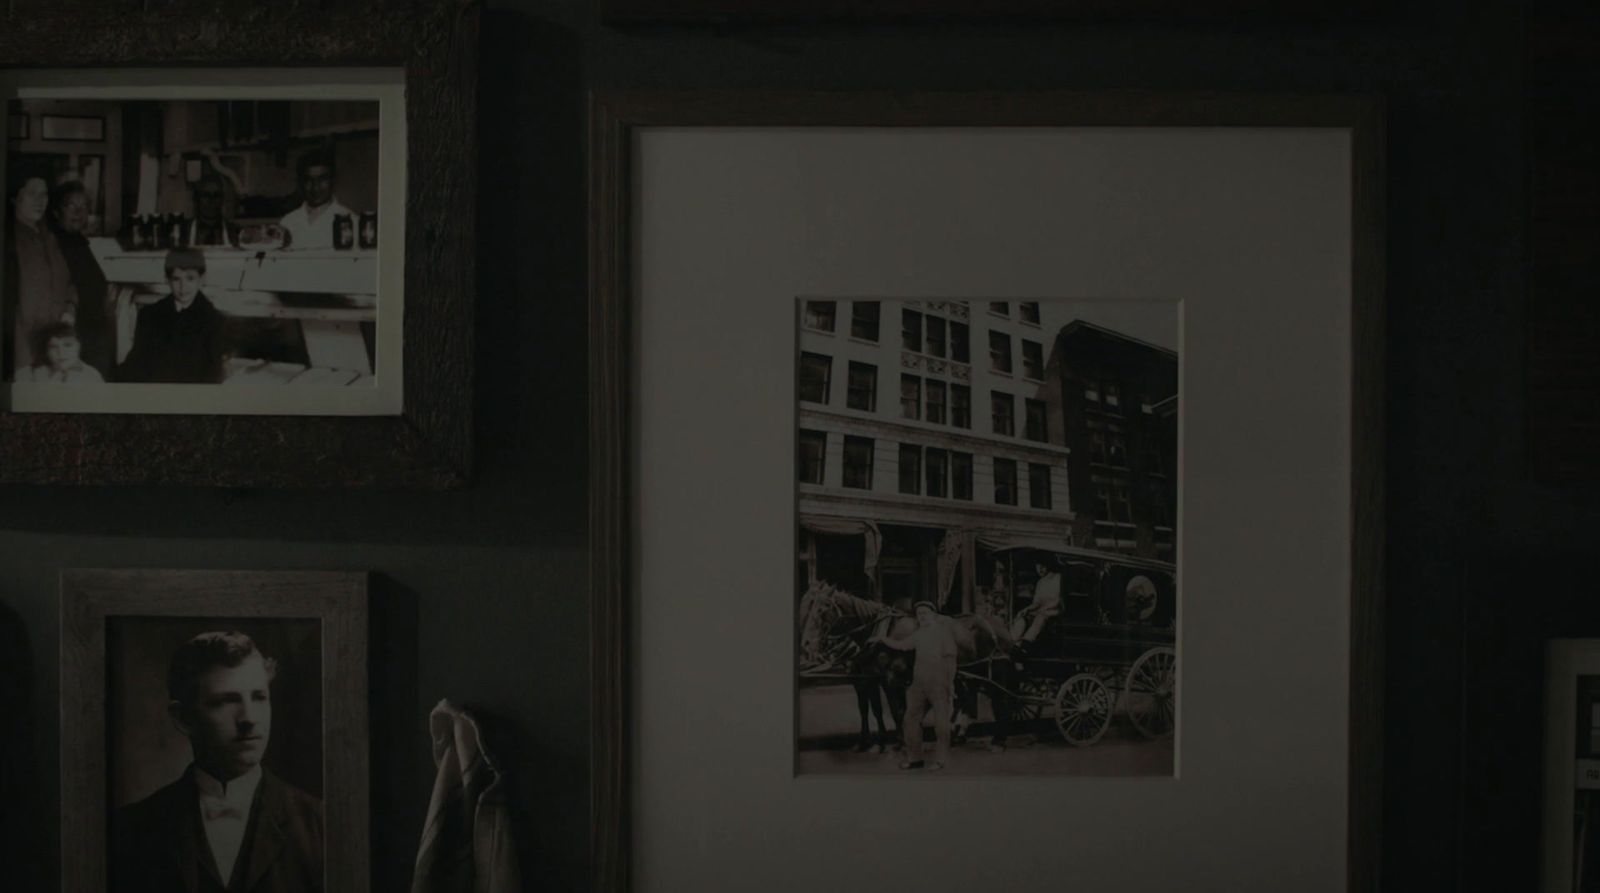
[2,0,1596,890]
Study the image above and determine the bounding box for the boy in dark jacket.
[118,247,228,383]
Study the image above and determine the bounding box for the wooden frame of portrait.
[0,0,478,488]
[590,91,1385,892]
[60,568,369,892]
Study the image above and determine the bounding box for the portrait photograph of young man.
[106,619,324,893]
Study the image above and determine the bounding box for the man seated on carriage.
[1009,560,1064,656]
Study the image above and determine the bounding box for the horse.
[799,582,1020,752]
[798,582,913,752]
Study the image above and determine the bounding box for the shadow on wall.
[371,574,423,891]
[0,598,43,893]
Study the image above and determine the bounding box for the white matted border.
[0,68,406,416]
[630,126,1353,891]
[1544,639,1600,893]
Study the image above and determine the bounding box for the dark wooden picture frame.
[61,568,369,893]
[589,90,1385,892]
[0,0,479,488]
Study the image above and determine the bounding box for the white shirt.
[194,765,262,883]
[278,199,351,250]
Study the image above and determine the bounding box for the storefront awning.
[974,531,1076,554]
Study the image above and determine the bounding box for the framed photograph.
[61,569,368,893]
[591,92,1384,891]
[0,2,478,487]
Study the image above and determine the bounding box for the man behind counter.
[277,151,349,250]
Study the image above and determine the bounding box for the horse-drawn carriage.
[798,544,1177,750]
[966,545,1177,747]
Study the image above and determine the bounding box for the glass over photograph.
[3,91,394,411]
[107,616,323,891]
[795,298,1179,776]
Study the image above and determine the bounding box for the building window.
[1142,432,1165,476]
[926,380,947,425]
[989,331,1012,374]
[846,362,877,412]
[994,458,1018,505]
[798,429,826,484]
[898,444,921,495]
[900,375,921,420]
[952,452,973,500]
[951,322,970,363]
[1112,479,1133,523]
[1104,382,1123,413]
[902,309,923,352]
[951,385,972,428]
[1084,377,1101,404]
[850,301,881,341]
[1022,340,1044,380]
[1092,473,1137,549]
[1108,424,1128,468]
[989,301,1009,316]
[803,301,837,332]
[1088,419,1108,464]
[926,448,949,498]
[926,316,947,359]
[991,391,1015,437]
[799,352,831,404]
[842,436,874,489]
[1025,398,1048,442]
[1019,302,1041,324]
[1029,463,1052,509]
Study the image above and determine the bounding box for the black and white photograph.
[795,298,1178,776]
[108,618,324,892]
[60,569,368,892]
[1546,641,1600,893]
[1,71,406,416]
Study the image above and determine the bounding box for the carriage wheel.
[1125,646,1177,739]
[1054,673,1113,746]
[1011,675,1056,722]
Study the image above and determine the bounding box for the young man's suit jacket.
[111,766,323,893]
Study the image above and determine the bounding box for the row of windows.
[1084,377,1166,417]
[989,332,1046,380]
[803,300,1045,380]
[800,353,1051,443]
[1085,417,1166,474]
[799,430,1055,509]
[990,301,1042,325]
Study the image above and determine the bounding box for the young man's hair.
[37,321,77,344]
[295,149,336,182]
[166,631,277,707]
[163,247,207,278]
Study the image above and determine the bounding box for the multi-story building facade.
[1053,321,1179,560]
[796,299,1074,614]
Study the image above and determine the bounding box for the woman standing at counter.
[48,180,112,375]
[4,168,76,378]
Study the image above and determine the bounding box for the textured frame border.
[588,90,1386,893]
[60,568,370,893]
[0,0,478,488]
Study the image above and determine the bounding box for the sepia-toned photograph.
[795,298,1178,776]
[2,71,406,416]
[60,569,368,892]
[108,618,324,892]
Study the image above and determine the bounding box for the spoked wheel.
[1011,675,1057,722]
[1125,646,1177,739]
[1054,672,1113,746]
